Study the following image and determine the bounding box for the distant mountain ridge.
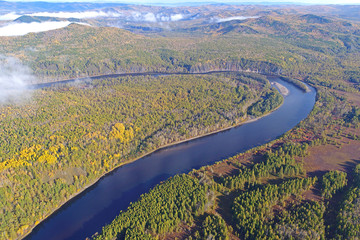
[14,15,82,23]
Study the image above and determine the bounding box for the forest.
[94,136,360,240]
[0,73,279,239]
[93,134,360,240]
[0,2,360,240]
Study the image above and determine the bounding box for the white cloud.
[0,12,22,21]
[0,21,72,36]
[0,10,121,22]
[29,10,121,19]
[129,11,184,22]
[143,12,157,22]
[170,14,184,21]
[0,56,34,103]
[159,15,169,21]
[216,16,259,23]
[131,11,141,19]
[129,11,156,22]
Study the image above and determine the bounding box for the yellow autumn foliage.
[109,123,134,143]
[0,144,60,172]
[16,225,29,235]
[37,151,57,165]
[0,158,31,171]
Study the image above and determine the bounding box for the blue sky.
[3,0,360,4]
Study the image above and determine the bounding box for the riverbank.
[29,71,306,94]
[23,81,288,240]
[23,76,317,240]
[23,99,282,240]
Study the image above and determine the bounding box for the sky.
[2,0,360,4]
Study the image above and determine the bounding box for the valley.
[0,1,359,240]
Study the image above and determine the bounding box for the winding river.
[25,74,316,240]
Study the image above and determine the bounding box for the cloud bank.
[0,10,184,24]
[170,14,184,21]
[0,10,121,22]
[216,16,259,23]
[0,10,184,36]
[130,12,184,22]
[142,12,157,22]
[0,56,34,103]
[0,12,22,21]
[0,21,72,36]
[29,10,121,19]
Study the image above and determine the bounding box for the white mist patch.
[158,13,184,22]
[216,16,259,23]
[170,14,184,21]
[0,12,22,21]
[143,12,156,22]
[29,10,121,19]
[0,56,35,103]
[130,12,184,22]
[0,21,72,36]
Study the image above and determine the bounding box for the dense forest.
[94,143,360,240]
[0,73,280,239]
[0,2,360,240]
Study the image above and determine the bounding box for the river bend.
[25,75,316,240]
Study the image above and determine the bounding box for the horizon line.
[0,0,359,6]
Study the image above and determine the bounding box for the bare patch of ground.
[304,139,360,177]
[333,89,360,106]
[161,223,193,240]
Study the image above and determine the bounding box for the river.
[25,75,316,240]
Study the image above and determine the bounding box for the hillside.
[1,12,359,91]
[0,2,359,240]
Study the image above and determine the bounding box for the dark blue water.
[25,77,316,240]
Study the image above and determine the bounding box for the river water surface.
[25,75,316,240]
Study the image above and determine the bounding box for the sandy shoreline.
[272,81,289,96]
